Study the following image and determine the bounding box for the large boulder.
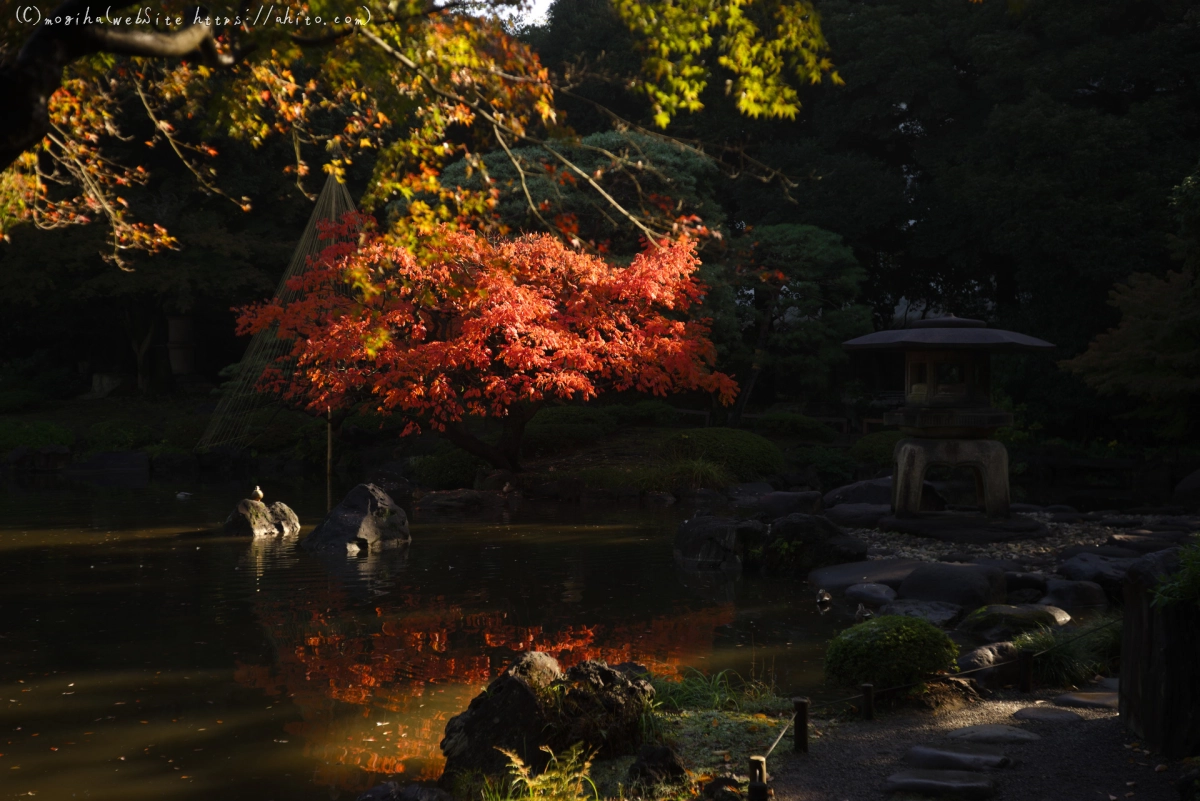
[759,514,867,577]
[897,563,1007,609]
[956,641,1022,689]
[845,582,897,607]
[439,653,652,781]
[822,477,946,510]
[747,491,823,518]
[302,484,410,554]
[1038,579,1109,614]
[1057,552,1137,596]
[223,499,300,538]
[956,604,1069,644]
[823,503,892,529]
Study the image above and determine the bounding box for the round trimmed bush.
[793,446,857,488]
[662,427,784,480]
[824,615,959,690]
[849,430,905,466]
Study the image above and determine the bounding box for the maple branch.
[492,124,555,234]
[359,27,666,245]
[0,0,248,172]
[133,77,250,211]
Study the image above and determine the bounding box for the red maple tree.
[236,215,737,470]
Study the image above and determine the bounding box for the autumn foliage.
[236,216,737,468]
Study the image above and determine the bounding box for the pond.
[0,478,843,800]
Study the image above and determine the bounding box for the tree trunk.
[439,403,540,471]
[125,308,158,393]
[726,287,780,428]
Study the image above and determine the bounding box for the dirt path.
[767,688,1183,801]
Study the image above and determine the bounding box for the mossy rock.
[824,615,959,690]
[956,604,1069,644]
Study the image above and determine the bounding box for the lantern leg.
[892,438,930,517]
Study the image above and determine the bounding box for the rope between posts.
[755,615,1121,759]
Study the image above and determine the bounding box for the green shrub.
[162,415,211,451]
[755,412,837,442]
[849,430,905,466]
[1152,540,1200,610]
[523,406,618,455]
[824,615,959,690]
[0,390,44,413]
[413,443,488,489]
[85,419,157,451]
[793,446,858,487]
[662,428,784,480]
[0,420,74,451]
[608,400,681,427]
[568,459,734,492]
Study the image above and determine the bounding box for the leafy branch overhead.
[0,0,843,265]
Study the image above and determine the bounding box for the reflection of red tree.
[240,588,734,793]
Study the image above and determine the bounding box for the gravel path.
[768,688,1184,801]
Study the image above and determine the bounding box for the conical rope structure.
[195,171,357,453]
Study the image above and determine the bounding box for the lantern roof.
[842,315,1055,352]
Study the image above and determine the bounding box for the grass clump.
[1012,613,1123,687]
[662,428,784,481]
[499,744,599,801]
[849,430,905,466]
[1152,540,1200,610]
[0,420,74,451]
[824,616,959,690]
[651,668,783,714]
[754,412,837,442]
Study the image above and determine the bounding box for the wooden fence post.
[793,697,809,754]
[748,756,768,801]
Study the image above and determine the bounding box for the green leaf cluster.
[661,427,784,480]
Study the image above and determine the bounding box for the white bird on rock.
[251,485,264,501]
[815,589,832,605]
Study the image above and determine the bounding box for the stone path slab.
[1053,691,1118,709]
[905,743,1012,771]
[1012,706,1085,723]
[945,724,1042,743]
[884,769,996,798]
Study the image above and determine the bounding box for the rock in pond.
[439,652,652,781]
[807,559,926,593]
[845,582,897,607]
[674,515,765,573]
[759,514,867,577]
[302,483,410,555]
[223,499,301,538]
[898,563,1007,609]
[881,599,964,627]
[956,604,1069,643]
[358,783,453,801]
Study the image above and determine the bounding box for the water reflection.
[0,480,841,800]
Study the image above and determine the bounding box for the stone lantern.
[843,316,1054,518]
